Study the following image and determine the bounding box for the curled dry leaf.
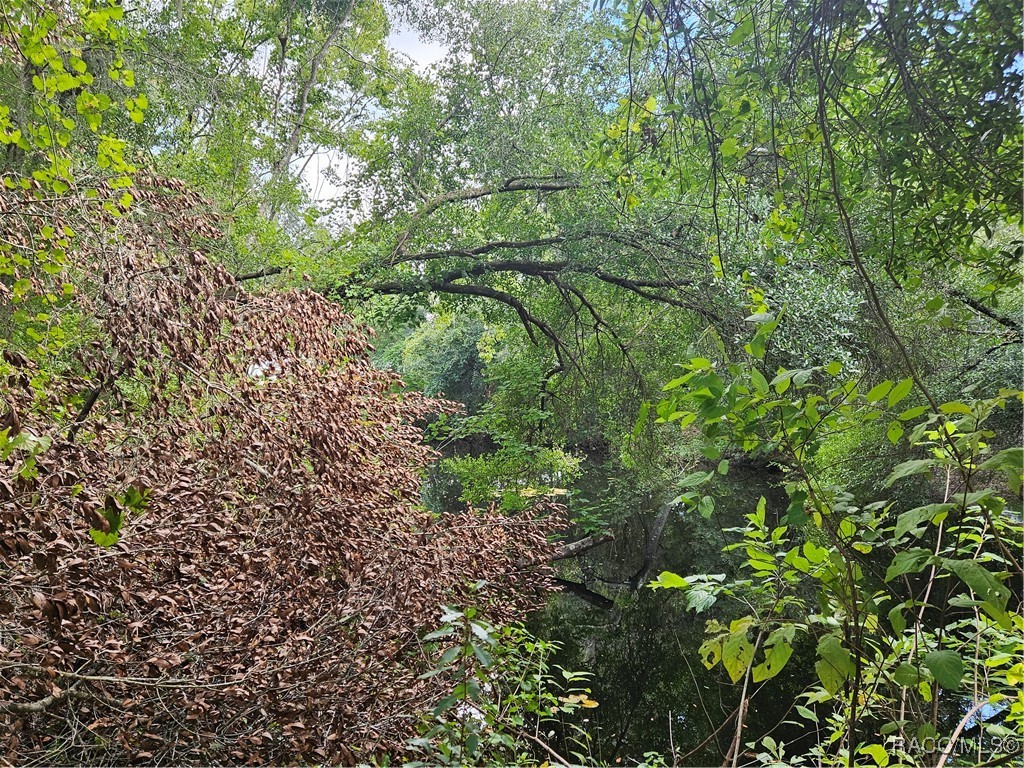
[1,174,563,765]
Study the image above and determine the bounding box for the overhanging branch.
[391,175,580,259]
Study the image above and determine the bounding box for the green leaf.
[883,459,934,488]
[678,471,714,489]
[722,631,754,683]
[815,634,854,694]
[894,503,954,539]
[939,401,972,414]
[866,380,894,403]
[942,559,1010,626]
[752,630,794,682]
[923,650,963,690]
[433,695,458,715]
[888,605,906,634]
[898,405,929,421]
[698,495,715,518]
[88,528,119,547]
[469,621,495,645]
[887,378,914,407]
[796,704,818,723]
[943,559,1010,607]
[885,549,932,582]
[786,490,809,526]
[720,137,741,157]
[893,663,921,687]
[727,17,753,45]
[978,448,1023,494]
[471,640,493,667]
[886,422,904,444]
[438,646,461,666]
[978,447,1023,472]
[649,571,688,590]
[859,744,890,767]
[699,635,723,669]
[423,626,455,641]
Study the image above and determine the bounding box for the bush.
[0,177,561,764]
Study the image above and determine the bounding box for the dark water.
[426,455,821,765]
[530,459,819,765]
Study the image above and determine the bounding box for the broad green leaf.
[752,633,794,682]
[722,631,755,683]
[866,380,894,403]
[923,650,963,690]
[979,447,1023,494]
[888,605,906,634]
[883,459,934,488]
[470,640,493,667]
[815,634,854,694]
[943,559,1010,607]
[893,663,921,687]
[699,636,723,669]
[898,405,929,421]
[859,744,889,766]
[886,422,904,444]
[89,528,119,547]
[894,503,954,539]
[750,368,769,392]
[678,471,714,489]
[698,495,715,518]
[649,571,689,590]
[938,401,972,414]
[887,378,914,407]
[942,559,1010,626]
[885,549,931,582]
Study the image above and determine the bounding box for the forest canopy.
[0,0,1021,765]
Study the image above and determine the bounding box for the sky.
[298,19,448,203]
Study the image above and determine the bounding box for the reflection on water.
[529,458,819,765]
[424,454,820,765]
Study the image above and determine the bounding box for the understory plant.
[648,313,1023,767]
[410,603,598,766]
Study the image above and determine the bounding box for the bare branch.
[235,266,285,281]
[391,176,580,258]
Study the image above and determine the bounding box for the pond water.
[426,454,823,765]
[530,458,820,765]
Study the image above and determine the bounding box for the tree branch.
[391,176,580,259]
[952,289,1023,337]
[551,532,615,561]
[270,1,355,182]
[235,266,285,282]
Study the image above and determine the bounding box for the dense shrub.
[0,177,561,764]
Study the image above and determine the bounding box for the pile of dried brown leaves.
[0,175,562,764]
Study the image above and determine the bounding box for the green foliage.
[400,313,486,403]
[0,0,141,191]
[441,447,578,513]
[649,316,1024,765]
[0,0,142,381]
[411,604,596,766]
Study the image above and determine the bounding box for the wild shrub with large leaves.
[650,325,1023,765]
